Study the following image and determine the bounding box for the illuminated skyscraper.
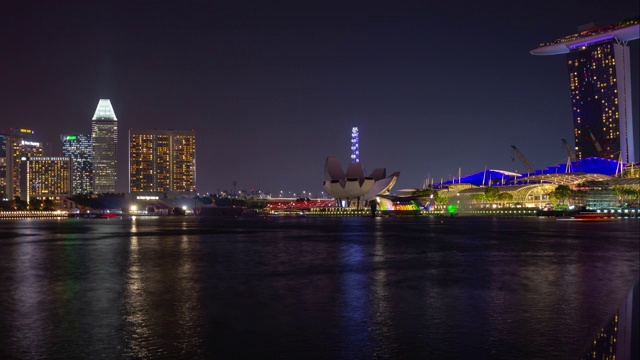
[91,99,118,193]
[532,18,638,163]
[61,134,93,194]
[129,129,196,195]
[3,129,43,199]
[350,127,360,164]
[19,157,72,203]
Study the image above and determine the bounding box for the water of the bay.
[0,216,637,359]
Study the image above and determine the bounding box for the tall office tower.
[350,127,360,164]
[4,129,43,200]
[531,18,639,163]
[91,99,118,193]
[61,134,93,194]
[129,129,196,195]
[19,157,72,203]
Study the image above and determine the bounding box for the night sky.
[2,0,639,196]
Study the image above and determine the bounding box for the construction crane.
[561,138,580,173]
[587,128,604,156]
[561,138,576,161]
[510,145,535,173]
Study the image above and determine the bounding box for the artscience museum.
[322,156,399,208]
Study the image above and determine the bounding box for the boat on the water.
[557,212,620,221]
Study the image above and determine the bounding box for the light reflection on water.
[371,220,396,357]
[339,221,371,359]
[125,235,150,358]
[124,226,205,358]
[12,229,46,358]
[174,234,204,357]
[0,216,637,359]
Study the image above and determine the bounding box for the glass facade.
[61,134,93,194]
[91,99,118,194]
[129,129,196,194]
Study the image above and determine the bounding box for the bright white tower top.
[92,99,118,120]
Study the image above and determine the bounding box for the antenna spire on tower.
[350,127,360,164]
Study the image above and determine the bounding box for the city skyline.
[2,1,639,195]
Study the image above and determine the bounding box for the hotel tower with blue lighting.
[531,18,639,164]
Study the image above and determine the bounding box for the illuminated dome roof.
[322,157,399,200]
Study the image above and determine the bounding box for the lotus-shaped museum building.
[322,157,400,203]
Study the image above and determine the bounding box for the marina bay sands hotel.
[531,17,639,164]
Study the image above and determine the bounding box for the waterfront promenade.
[2,206,638,219]
[0,210,69,220]
[306,207,639,218]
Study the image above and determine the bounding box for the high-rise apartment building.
[91,99,118,193]
[129,129,196,195]
[531,18,638,163]
[19,157,72,203]
[61,134,93,194]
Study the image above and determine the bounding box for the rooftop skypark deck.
[531,17,639,55]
